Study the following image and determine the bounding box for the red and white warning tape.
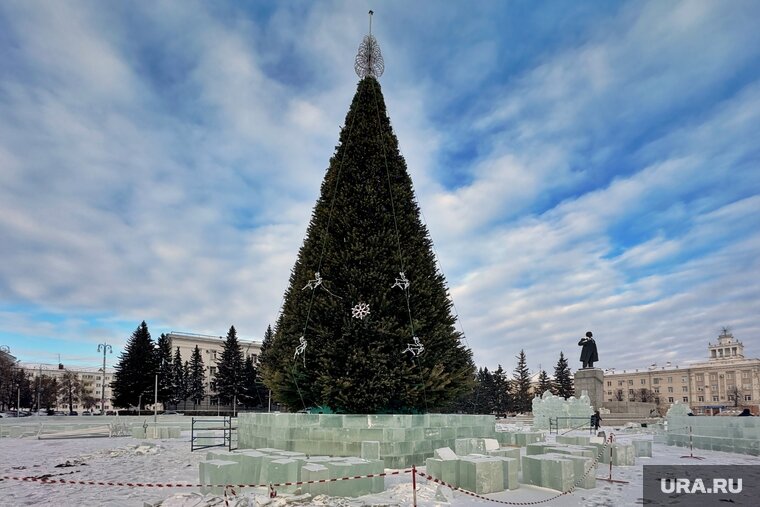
[0,468,410,490]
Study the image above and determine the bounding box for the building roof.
[167,331,261,346]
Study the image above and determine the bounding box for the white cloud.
[0,0,758,378]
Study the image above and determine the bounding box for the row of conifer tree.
[110,321,573,414]
[110,321,268,411]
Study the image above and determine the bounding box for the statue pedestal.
[574,368,604,410]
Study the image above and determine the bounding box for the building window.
[682,386,688,392]
[745,395,752,402]
[710,373,717,381]
[695,374,703,382]
[607,391,612,396]
[618,381,623,386]
[712,396,719,402]
[726,373,733,380]
[654,388,660,394]
[742,371,750,379]
[667,377,673,383]
[641,379,646,385]
[682,376,687,383]
[628,389,634,395]
[653,378,660,384]
[682,397,688,402]
[668,397,674,403]
[711,384,718,391]
[698,396,704,402]
[607,381,611,387]
[697,387,703,391]
[627,380,632,386]
[212,351,217,361]
[655,397,660,404]
[668,387,673,393]
[209,366,216,377]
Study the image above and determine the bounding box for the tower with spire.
[259,14,474,414]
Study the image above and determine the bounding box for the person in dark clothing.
[578,331,599,368]
[738,408,753,416]
[591,410,602,431]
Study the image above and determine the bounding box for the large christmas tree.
[260,29,474,413]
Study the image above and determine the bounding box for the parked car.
[82,411,92,416]
[53,410,67,416]
[69,411,78,416]
[105,410,116,416]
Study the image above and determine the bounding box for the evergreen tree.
[260,76,474,413]
[512,350,532,413]
[553,352,574,399]
[473,367,494,414]
[111,321,157,410]
[170,347,186,409]
[259,324,274,363]
[492,365,511,415]
[156,333,174,406]
[536,370,553,398]
[239,356,268,409]
[188,345,206,408]
[216,326,245,406]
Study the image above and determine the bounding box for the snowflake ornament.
[391,272,410,290]
[351,302,371,320]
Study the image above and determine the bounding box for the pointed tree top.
[355,10,384,79]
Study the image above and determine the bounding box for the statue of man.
[578,331,599,369]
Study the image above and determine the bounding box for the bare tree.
[727,385,742,408]
[637,388,655,402]
[614,389,624,401]
[58,370,83,414]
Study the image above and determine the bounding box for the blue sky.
[1,0,759,377]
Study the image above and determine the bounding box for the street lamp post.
[154,371,158,424]
[36,364,42,414]
[97,342,113,415]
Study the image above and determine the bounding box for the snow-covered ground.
[1,427,758,506]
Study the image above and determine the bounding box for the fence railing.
[549,416,594,435]
[190,416,236,452]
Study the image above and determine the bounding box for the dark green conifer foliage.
[536,369,553,397]
[215,326,244,405]
[111,321,157,409]
[512,350,532,413]
[553,352,574,399]
[188,346,206,407]
[156,333,174,405]
[492,365,511,415]
[260,77,474,413]
[170,347,186,409]
[473,367,494,414]
[239,356,268,409]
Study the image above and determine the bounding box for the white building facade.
[166,331,262,412]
